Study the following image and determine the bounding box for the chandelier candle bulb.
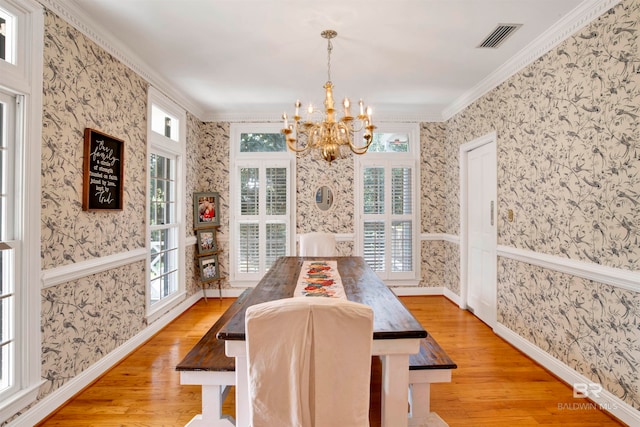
[282,112,288,128]
[295,100,301,117]
[343,98,351,117]
[359,99,364,116]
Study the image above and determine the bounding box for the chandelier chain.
[326,38,332,83]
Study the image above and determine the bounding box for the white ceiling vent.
[478,24,522,48]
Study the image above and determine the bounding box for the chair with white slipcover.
[299,232,337,257]
[245,297,373,427]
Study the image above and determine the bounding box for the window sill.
[0,380,44,423]
[146,291,186,324]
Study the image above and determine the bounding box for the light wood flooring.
[38,296,625,426]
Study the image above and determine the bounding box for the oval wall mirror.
[315,186,334,211]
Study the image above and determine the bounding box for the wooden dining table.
[217,256,427,427]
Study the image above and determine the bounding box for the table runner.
[293,260,346,299]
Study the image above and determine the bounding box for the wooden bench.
[176,288,252,427]
[408,334,457,427]
[178,289,455,427]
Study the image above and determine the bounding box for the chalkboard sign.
[83,128,124,211]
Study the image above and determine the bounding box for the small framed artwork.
[194,192,220,228]
[196,228,218,256]
[199,254,220,281]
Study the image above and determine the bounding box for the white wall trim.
[443,287,461,306]
[391,286,444,296]
[495,324,640,426]
[41,248,147,288]
[420,233,459,244]
[204,110,442,124]
[10,291,202,427]
[295,233,354,243]
[498,245,639,293]
[443,0,622,120]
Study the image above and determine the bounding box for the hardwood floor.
[38,296,625,426]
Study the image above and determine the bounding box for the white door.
[466,141,497,327]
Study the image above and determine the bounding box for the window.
[0,90,17,400]
[146,87,186,320]
[230,124,294,285]
[0,0,42,420]
[0,9,12,63]
[356,124,420,284]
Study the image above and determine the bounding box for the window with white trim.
[0,0,42,419]
[230,124,294,285]
[146,87,186,319]
[356,124,420,284]
[0,89,17,402]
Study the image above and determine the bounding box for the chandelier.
[281,30,375,164]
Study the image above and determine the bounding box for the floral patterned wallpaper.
[444,0,640,409]
[421,122,447,235]
[196,122,231,287]
[447,0,639,270]
[41,10,147,270]
[498,257,640,409]
[40,262,146,397]
[38,9,205,404]
[296,154,354,235]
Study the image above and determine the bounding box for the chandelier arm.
[348,126,375,154]
[284,122,312,153]
[286,136,310,153]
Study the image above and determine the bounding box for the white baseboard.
[391,286,445,296]
[11,292,202,427]
[442,288,461,306]
[494,323,640,426]
[203,288,247,298]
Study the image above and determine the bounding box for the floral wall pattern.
[447,0,639,270]
[37,8,203,407]
[41,10,147,270]
[498,257,640,409]
[421,122,447,235]
[296,154,354,235]
[40,262,146,396]
[196,122,231,287]
[444,0,640,409]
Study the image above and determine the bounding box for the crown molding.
[38,0,206,119]
[204,110,443,124]
[442,0,622,120]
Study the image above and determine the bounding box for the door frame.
[459,131,497,327]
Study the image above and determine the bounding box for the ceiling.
[63,0,602,121]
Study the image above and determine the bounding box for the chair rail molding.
[421,233,460,244]
[497,245,639,293]
[41,248,147,288]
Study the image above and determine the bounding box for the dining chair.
[245,297,374,427]
[299,232,337,256]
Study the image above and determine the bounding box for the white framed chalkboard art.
[82,128,124,211]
